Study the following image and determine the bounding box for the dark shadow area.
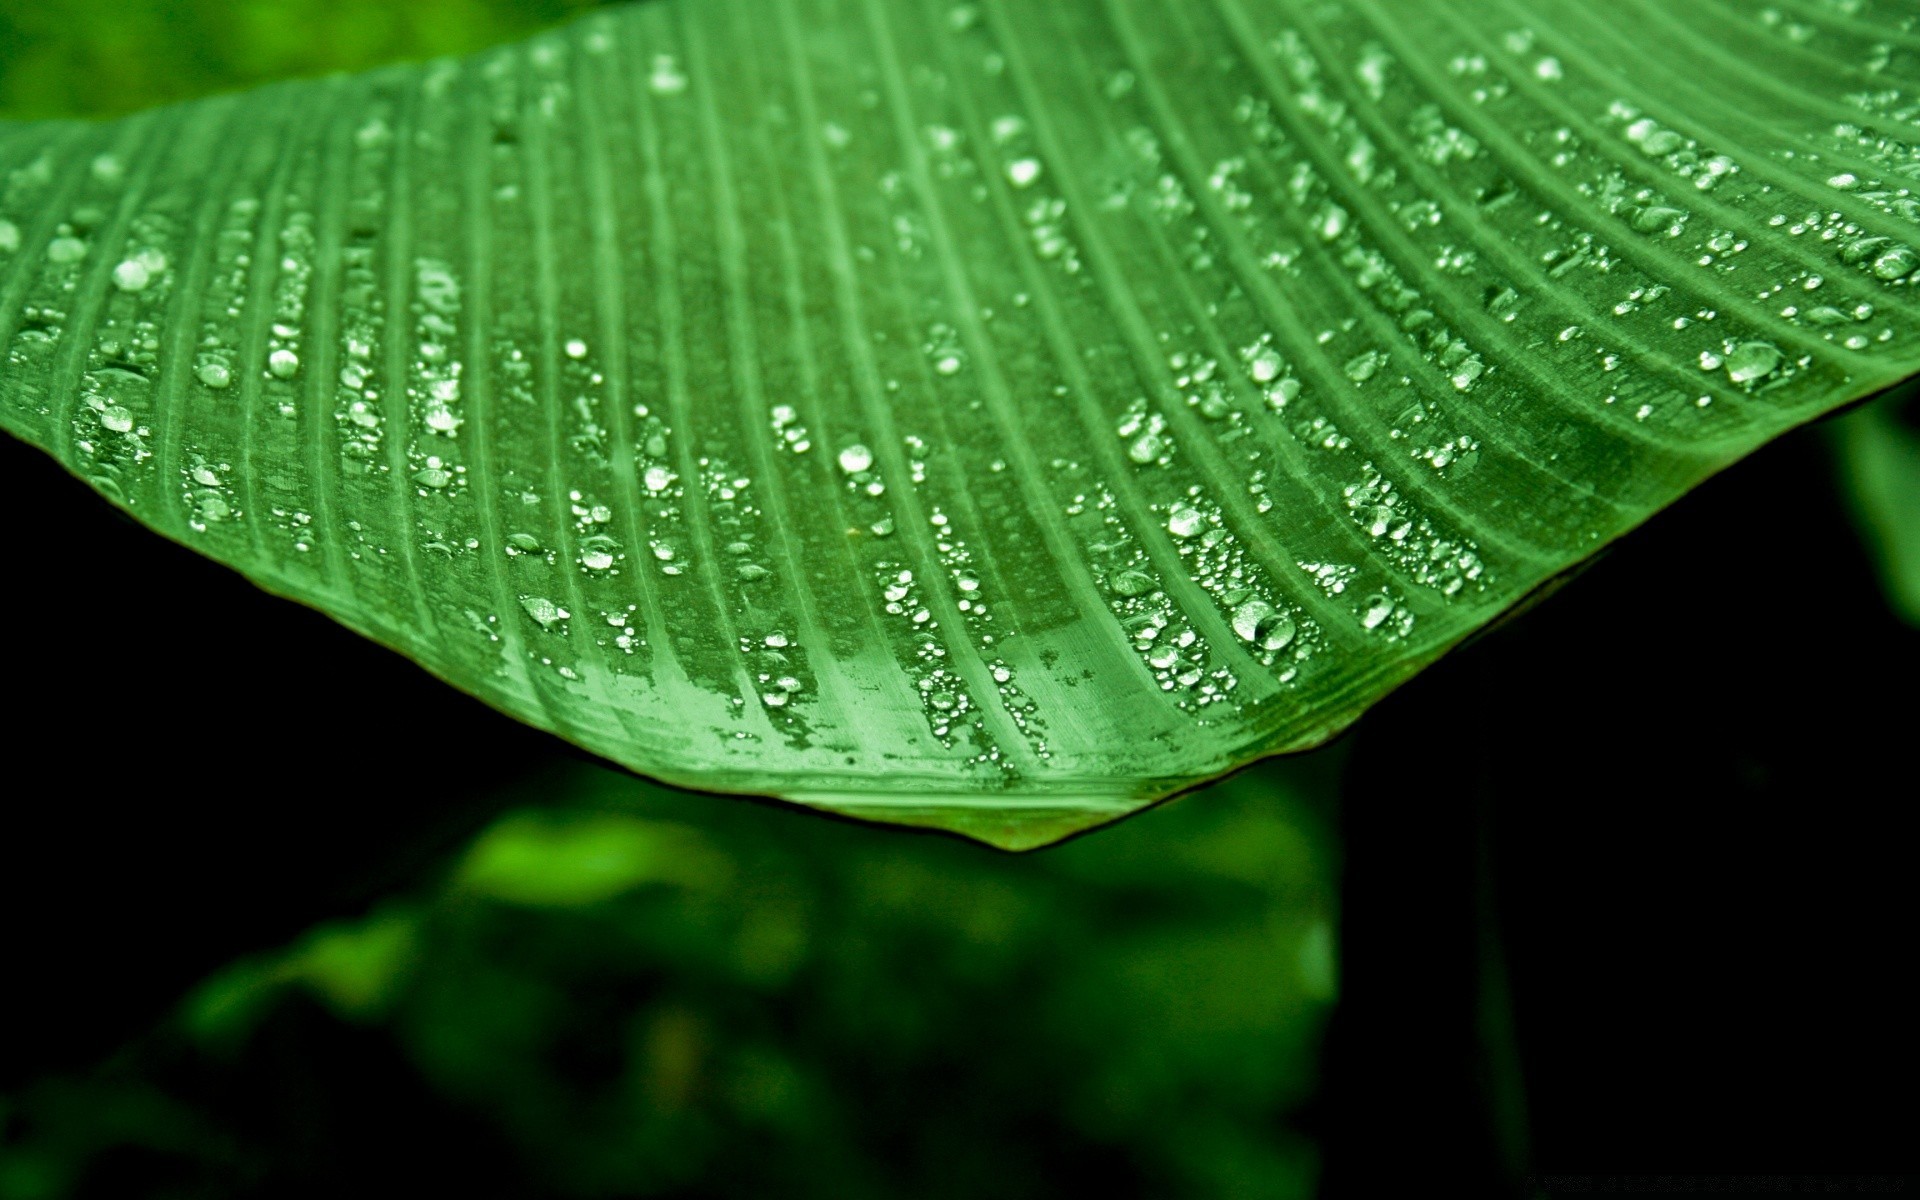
[1318,421,1915,1194]
[0,432,561,1084]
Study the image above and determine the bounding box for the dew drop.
[1871,245,1916,281]
[269,348,301,379]
[1725,341,1781,383]
[197,361,232,389]
[1006,157,1043,188]
[1231,599,1296,652]
[1110,569,1155,597]
[1361,594,1394,630]
[520,596,568,628]
[47,236,86,264]
[1167,506,1204,538]
[1248,347,1283,383]
[564,338,588,359]
[838,443,874,474]
[101,405,134,433]
[111,259,152,292]
[644,465,674,493]
[0,220,18,253]
[649,55,688,95]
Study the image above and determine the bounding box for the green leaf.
[1834,388,1920,625]
[3,0,1918,848]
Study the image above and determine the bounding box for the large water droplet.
[520,596,568,628]
[838,443,874,474]
[111,259,152,292]
[1167,506,1204,538]
[1110,568,1156,597]
[1232,599,1296,651]
[1725,341,1781,383]
[1006,158,1043,188]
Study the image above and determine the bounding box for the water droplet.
[644,465,674,492]
[1006,157,1043,188]
[1872,245,1916,281]
[111,259,152,291]
[581,535,619,571]
[1247,348,1284,384]
[101,405,134,433]
[269,348,301,379]
[1167,506,1204,538]
[0,220,18,253]
[838,443,874,474]
[1631,205,1685,234]
[1232,599,1296,652]
[564,338,588,359]
[649,55,688,95]
[520,596,568,628]
[1725,341,1781,383]
[1110,569,1155,597]
[197,361,232,389]
[764,632,790,648]
[506,533,543,555]
[46,236,86,264]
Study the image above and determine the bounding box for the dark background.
[1,4,1914,1197]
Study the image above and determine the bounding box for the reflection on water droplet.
[838,443,874,474]
[650,55,688,94]
[1725,341,1781,383]
[101,405,134,433]
[520,596,567,628]
[1872,245,1916,281]
[1110,568,1155,597]
[1006,158,1043,187]
[197,361,232,389]
[1167,506,1203,538]
[111,259,152,291]
[269,348,301,379]
[1361,594,1394,630]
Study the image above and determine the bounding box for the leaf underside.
[3,0,1918,848]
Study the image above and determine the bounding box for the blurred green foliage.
[0,0,607,118]
[1,763,1337,1198]
[1832,387,1920,627]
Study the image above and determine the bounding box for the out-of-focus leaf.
[1834,388,1920,625]
[5,0,1920,846]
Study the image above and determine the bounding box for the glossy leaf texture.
[4,0,1920,848]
